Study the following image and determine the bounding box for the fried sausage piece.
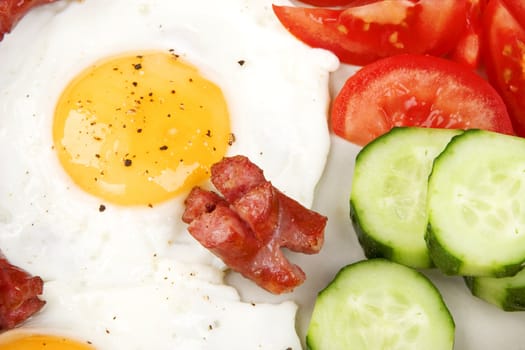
[182,155,327,294]
[0,0,57,41]
[0,253,45,330]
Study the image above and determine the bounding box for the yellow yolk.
[53,51,231,206]
[0,333,94,349]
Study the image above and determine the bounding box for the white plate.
[228,64,525,349]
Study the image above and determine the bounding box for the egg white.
[6,259,300,349]
[0,0,338,348]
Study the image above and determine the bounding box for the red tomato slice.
[273,0,467,65]
[483,0,525,135]
[449,0,486,68]
[500,0,525,24]
[0,0,56,41]
[298,0,356,6]
[331,54,514,146]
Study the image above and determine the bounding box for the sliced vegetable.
[351,127,462,268]
[449,0,486,68]
[331,54,514,146]
[427,129,525,277]
[483,0,525,136]
[500,0,525,25]
[297,0,355,6]
[307,259,455,350]
[465,268,525,311]
[272,1,467,65]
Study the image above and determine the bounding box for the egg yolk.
[53,51,231,206]
[0,333,94,349]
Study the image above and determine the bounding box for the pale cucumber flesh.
[351,127,462,268]
[306,259,455,350]
[427,129,525,277]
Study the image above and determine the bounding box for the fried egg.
[0,0,338,348]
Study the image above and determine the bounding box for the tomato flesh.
[331,54,514,146]
[483,0,525,136]
[500,0,525,25]
[450,0,486,68]
[273,0,467,65]
[298,0,356,6]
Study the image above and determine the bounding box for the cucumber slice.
[350,127,462,268]
[465,269,525,311]
[427,129,525,277]
[306,259,455,350]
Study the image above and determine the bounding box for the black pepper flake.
[124,159,132,167]
[171,89,176,94]
[134,63,142,70]
[132,81,138,87]
[137,128,143,133]
[205,129,212,137]
[148,203,153,208]
[237,59,245,66]
[95,154,101,158]
[188,78,193,82]
[159,145,168,151]
[99,204,106,212]
[148,92,153,97]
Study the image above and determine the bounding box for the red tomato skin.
[331,54,514,146]
[483,0,525,135]
[0,0,56,40]
[450,0,487,68]
[272,5,373,65]
[273,1,467,65]
[298,0,356,6]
